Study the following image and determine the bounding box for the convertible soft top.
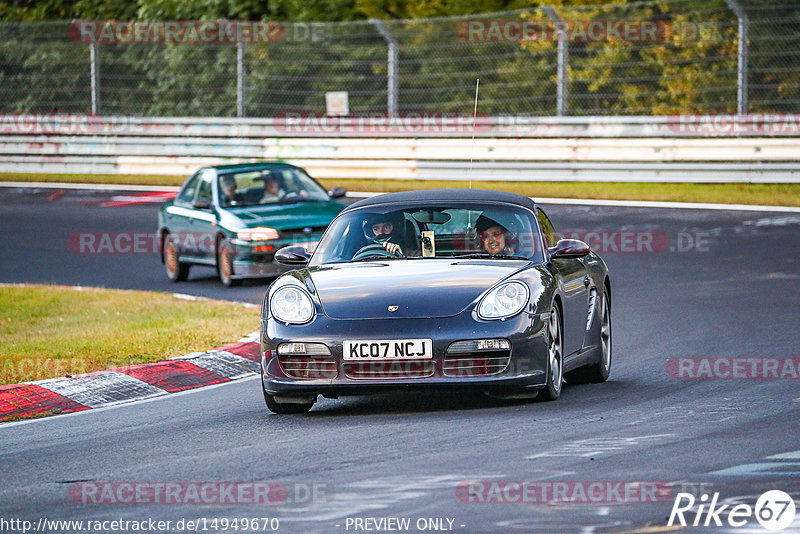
[345,189,538,212]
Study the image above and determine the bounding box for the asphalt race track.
[1,185,799,533]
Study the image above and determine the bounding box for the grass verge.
[0,172,183,187]
[2,173,800,206]
[0,285,258,385]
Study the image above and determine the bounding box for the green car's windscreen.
[218,167,329,207]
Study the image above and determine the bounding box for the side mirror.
[275,245,311,266]
[329,187,347,199]
[193,198,212,210]
[551,239,590,258]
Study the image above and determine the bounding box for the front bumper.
[261,309,549,399]
[230,238,320,280]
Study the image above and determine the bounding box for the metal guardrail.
[3,135,799,159]
[1,115,799,182]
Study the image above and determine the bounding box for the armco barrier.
[1,115,799,182]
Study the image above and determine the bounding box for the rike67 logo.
[669,490,796,531]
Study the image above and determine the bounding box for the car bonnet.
[308,259,531,319]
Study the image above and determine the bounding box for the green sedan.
[158,163,346,286]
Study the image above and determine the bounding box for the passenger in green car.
[260,173,286,203]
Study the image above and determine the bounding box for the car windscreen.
[218,167,329,208]
[310,202,545,265]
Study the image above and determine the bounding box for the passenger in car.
[476,215,516,255]
[261,174,286,202]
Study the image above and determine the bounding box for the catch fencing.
[1,0,798,117]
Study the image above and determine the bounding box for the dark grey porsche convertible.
[259,189,611,413]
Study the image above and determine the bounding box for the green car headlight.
[238,227,279,241]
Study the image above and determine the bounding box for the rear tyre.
[217,238,241,287]
[565,287,612,384]
[262,387,314,414]
[164,235,190,282]
[536,304,563,402]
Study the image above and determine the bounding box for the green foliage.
[0,0,797,116]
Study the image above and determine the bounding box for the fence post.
[370,19,398,115]
[90,42,100,114]
[543,6,568,116]
[725,0,749,114]
[237,41,246,118]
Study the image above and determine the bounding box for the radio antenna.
[468,78,480,190]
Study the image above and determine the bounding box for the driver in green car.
[220,175,242,206]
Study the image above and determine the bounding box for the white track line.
[0,181,181,192]
[3,181,799,212]
[0,375,260,430]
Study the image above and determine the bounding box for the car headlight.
[238,227,279,241]
[270,285,314,324]
[478,281,529,320]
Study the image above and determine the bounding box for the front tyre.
[565,287,611,384]
[537,304,563,401]
[217,238,241,287]
[262,387,314,414]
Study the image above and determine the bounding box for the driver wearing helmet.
[364,213,407,256]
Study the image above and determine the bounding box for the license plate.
[343,339,433,360]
